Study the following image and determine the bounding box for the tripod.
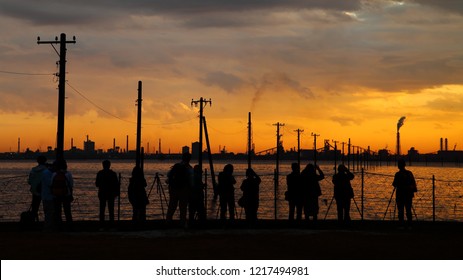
[147,173,169,220]
[324,195,362,220]
[384,187,418,221]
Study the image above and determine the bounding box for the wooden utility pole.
[311,132,320,165]
[294,129,304,168]
[247,112,253,169]
[348,138,351,170]
[191,98,212,172]
[273,122,285,220]
[333,140,339,174]
[37,33,76,160]
[136,81,142,169]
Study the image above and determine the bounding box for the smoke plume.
[250,72,314,111]
[397,116,406,131]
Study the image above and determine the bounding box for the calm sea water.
[1,159,462,222]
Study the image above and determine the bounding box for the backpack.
[51,171,69,197]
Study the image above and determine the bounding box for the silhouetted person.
[166,152,193,228]
[189,164,206,226]
[240,168,261,225]
[218,164,236,224]
[41,162,56,231]
[286,163,303,222]
[392,159,417,228]
[28,155,47,222]
[128,166,148,224]
[51,159,74,228]
[301,164,324,224]
[95,160,120,229]
[332,164,354,224]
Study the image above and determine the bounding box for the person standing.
[95,160,120,229]
[240,168,261,225]
[51,159,74,229]
[392,159,417,228]
[41,162,56,231]
[286,163,303,222]
[128,166,148,224]
[218,164,236,224]
[28,155,47,222]
[301,164,324,224]
[332,164,355,224]
[166,152,193,228]
[189,164,206,226]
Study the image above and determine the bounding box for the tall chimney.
[440,138,443,151]
[445,138,448,151]
[396,131,401,156]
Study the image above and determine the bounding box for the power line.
[66,81,196,126]
[66,81,137,124]
[0,70,55,76]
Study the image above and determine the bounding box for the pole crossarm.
[191,98,212,110]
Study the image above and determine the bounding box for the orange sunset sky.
[1,0,463,155]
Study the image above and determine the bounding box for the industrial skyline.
[1,1,463,154]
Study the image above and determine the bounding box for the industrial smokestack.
[397,116,406,132]
[396,116,405,156]
[445,138,448,151]
[440,138,443,151]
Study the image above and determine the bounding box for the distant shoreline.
[2,150,463,165]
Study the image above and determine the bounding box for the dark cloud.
[330,116,360,126]
[251,72,314,111]
[199,71,245,93]
[367,56,463,92]
[409,0,463,15]
[0,0,361,26]
[426,95,463,113]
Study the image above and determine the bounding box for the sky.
[1,0,463,155]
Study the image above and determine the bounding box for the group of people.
[26,154,417,230]
[286,162,356,225]
[164,153,262,228]
[286,159,417,227]
[27,156,74,230]
[217,164,261,226]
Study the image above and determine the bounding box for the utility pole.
[311,132,320,165]
[294,129,304,168]
[37,33,76,160]
[135,81,143,169]
[126,135,129,154]
[333,140,339,174]
[273,122,284,220]
[341,141,346,165]
[191,98,212,173]
[348,138,351,170]
[247,112,253,169]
